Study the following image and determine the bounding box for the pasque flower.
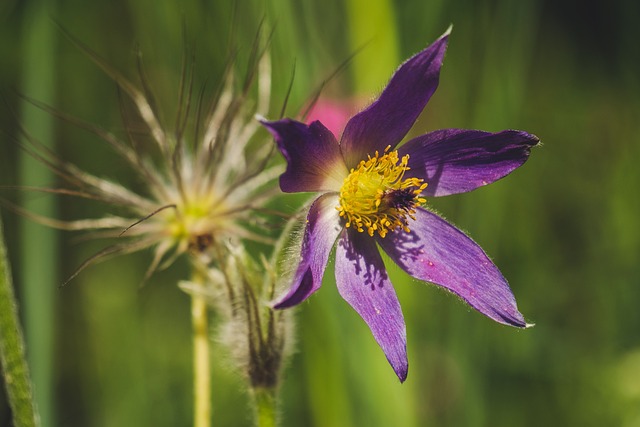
[261,29,538,382]
[13,31,281,281]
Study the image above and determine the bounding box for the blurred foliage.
[1,0,640,426]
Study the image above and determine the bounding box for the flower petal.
[378,208,528,327]
[340,30,450,168]
[400,129,539,197]
[335,228,408,382]
[273,193,342,308]
[261,119,348,193]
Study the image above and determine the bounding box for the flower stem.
[253,387,277,427]
[191,277,210,427]
[0,216,40,427]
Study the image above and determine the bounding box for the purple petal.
[378,208,528,328]
[335,228,408,382]
[261,119,348,193]
[273,194,342,308]
[400,129,539,197]
[340,30,450,168]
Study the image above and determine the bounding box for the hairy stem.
[253,387,277,427]
[191,269,210,427]
[0,216,40,427]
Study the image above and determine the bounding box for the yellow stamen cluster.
[337,146,427,238]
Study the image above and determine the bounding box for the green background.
[1,0,639,426]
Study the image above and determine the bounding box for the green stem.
[191,269,211,427]
[253,387,277,427]
[0,216,40,427]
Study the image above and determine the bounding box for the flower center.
[165,195,222,252]
[337,146,427,238]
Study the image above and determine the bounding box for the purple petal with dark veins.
[400,129,539,197]
[378,208,528,328]
[340,30,450,169]
[261,119,347,193]
[273,193,342,308]
[335,228,408,382]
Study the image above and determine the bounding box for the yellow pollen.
[337,147,427,238]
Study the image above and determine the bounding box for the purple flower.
[260,29,538,382]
